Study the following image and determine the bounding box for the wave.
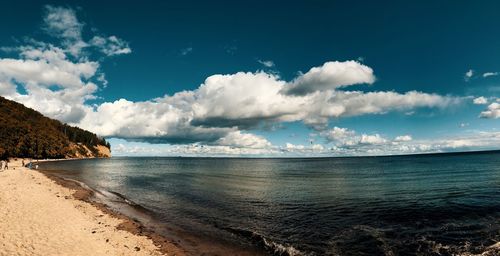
[102,189,153,212]
[224,227,303,256]
[468,242,500,256]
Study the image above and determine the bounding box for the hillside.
[0,96,110,159]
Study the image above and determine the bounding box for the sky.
[0,0,499,156]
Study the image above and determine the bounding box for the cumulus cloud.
[480,102,500,118]
[323,127,498,156]
[282,143,325,154]
[111,130,500,157]
[67,68,457,146]
[325,129,500,156]
[0,5,132,123]
[319,127,389,147]
[281,61,375,95]
[0,44,99,123]
[74,66,454,148]
[215,131,272,149]
[392,131,500,154]
[111,139,279,157]
[189,71,454,131]
[473,96,488,105]
[394,135,412,142]
[0,47,98,89]
[320,127,355,141]
[0,5,468,156]
[359,134,387,145]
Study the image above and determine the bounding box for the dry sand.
[0,159,181,256]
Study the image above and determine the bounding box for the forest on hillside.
[0,96,110,159]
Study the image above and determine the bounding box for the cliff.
[0,96,111,159]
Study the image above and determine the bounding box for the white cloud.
[0,5,470,156]
[0,6,133,123]
[0,45,459,152]
[188,71,455,131]
[473,96,488,105]
[312,144,325,151]
[360,134,387,145]
[328,130,500,156]
[285,143,305,150]
[97,73,108,86]
[42,5,130,58]
[0,45,99,123]
[90,36,131,56]
[281,61,376,95]
[480,102,500,119]
[257,60,275,68]
[394,135,412,142]
[110,139,278,156]
[43,5,86,56]
[319,127,390,147]
[464,69,474,81]
[406,131,500,153]
[215,131,271,149]
[483,72,498,78]
[43,6,82,40]
[320,126,355,141]
[0,47,98,89]
[282,143,326,154]
[108,130,500,157]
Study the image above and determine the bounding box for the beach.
[0,159,183,256]
[3,153,500,256]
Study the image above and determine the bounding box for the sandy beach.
[0,159,183,256]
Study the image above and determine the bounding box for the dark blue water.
[40,151,500,255]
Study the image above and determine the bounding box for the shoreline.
[0,158,185,255]
[40,171,187,256]
[37,158,272,256]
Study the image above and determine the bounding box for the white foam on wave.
[261,236,302,256]
[461,241,500,256]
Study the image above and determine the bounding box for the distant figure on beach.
[0,160,4,171]
[35,164,39,170]
[28,161,32,170]
[4,161,8,170]
[22,160,24,167]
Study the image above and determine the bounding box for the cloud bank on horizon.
[0,5,499,156]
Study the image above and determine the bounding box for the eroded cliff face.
[95,145,111,158]
[67,143,111,158]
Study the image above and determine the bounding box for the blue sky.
[0,1,499,156]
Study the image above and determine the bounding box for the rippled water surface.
[40,151,500,255]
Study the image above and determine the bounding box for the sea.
[39,150,500,256]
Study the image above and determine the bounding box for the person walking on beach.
[0,160,4,171]
[4,160,8,170]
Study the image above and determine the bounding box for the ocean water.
[39,151,500,255]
